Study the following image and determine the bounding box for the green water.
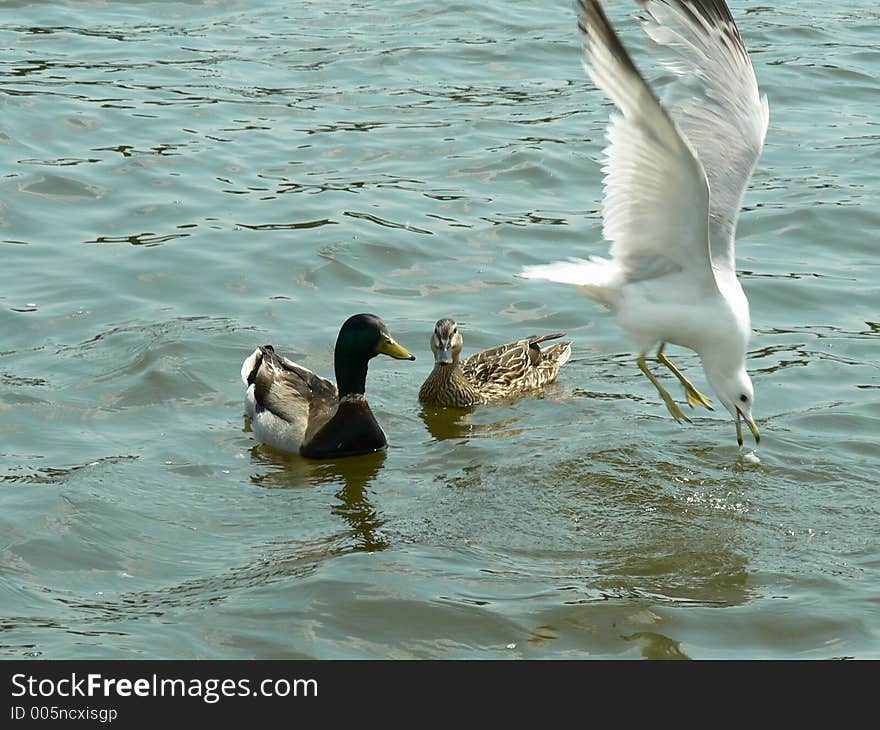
[1,0,878,659]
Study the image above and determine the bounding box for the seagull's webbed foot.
[657,344,714,411]
[684,385,714,410]
[638,353,692,424]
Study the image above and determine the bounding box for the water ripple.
[0,455,139,486]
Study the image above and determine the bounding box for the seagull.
[520,0,767,447]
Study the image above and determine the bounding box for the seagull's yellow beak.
[376,334,416,361]
[736,408,760,449]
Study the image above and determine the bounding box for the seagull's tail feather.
[519,256,621,306]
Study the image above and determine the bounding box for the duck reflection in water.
[419,404,527,443]
[418,404,475,442]
[249,447,388,552]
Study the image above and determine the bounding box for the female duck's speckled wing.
[249,346,338,443]
[461,332,571,398]
[637,0,769,273]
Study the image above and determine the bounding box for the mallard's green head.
[430,318,464,366]
[335,313,415,397]
[337,313,415,361]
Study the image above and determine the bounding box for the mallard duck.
[241,313,415,458]
[418,319,572,408]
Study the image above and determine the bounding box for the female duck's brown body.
[418,319,572,408]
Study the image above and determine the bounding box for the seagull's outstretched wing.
[637,0,769,273]
[576,0,717,292]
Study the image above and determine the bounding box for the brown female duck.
[418,319,572,408]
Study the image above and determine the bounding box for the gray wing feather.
[638,0,769,272]
[253,348,337,435]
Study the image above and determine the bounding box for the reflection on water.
[325,453,388,552]
[621,632,690,660]
[418,404,526,442]
[418,404,474,441]
[249,445,388,552]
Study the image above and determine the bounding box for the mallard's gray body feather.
[241,314,415,458]
[243,345,340,453]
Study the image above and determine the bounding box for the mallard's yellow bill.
[377,336,415,361]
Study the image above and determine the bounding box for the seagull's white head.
[710,366,760,448]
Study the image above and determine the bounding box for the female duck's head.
[429,318,464,366]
